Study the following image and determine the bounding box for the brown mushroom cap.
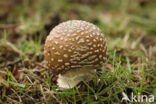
[44,20,107,80]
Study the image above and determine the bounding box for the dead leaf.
[105,64,114,70]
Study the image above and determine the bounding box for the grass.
[0,0,156,103]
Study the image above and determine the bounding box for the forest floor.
[0,0,156,104]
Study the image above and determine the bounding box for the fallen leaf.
[105,64,114,70]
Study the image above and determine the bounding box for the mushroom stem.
[57,68,96,89]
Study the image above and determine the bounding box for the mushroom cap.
[44,20,107,75]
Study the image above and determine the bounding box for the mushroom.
[44,20,107,89]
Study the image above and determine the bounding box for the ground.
[0,0,156,104]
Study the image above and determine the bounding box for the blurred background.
[0,0,156,103]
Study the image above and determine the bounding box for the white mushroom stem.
[57,68,96,89]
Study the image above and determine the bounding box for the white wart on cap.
[44,20,107,89]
